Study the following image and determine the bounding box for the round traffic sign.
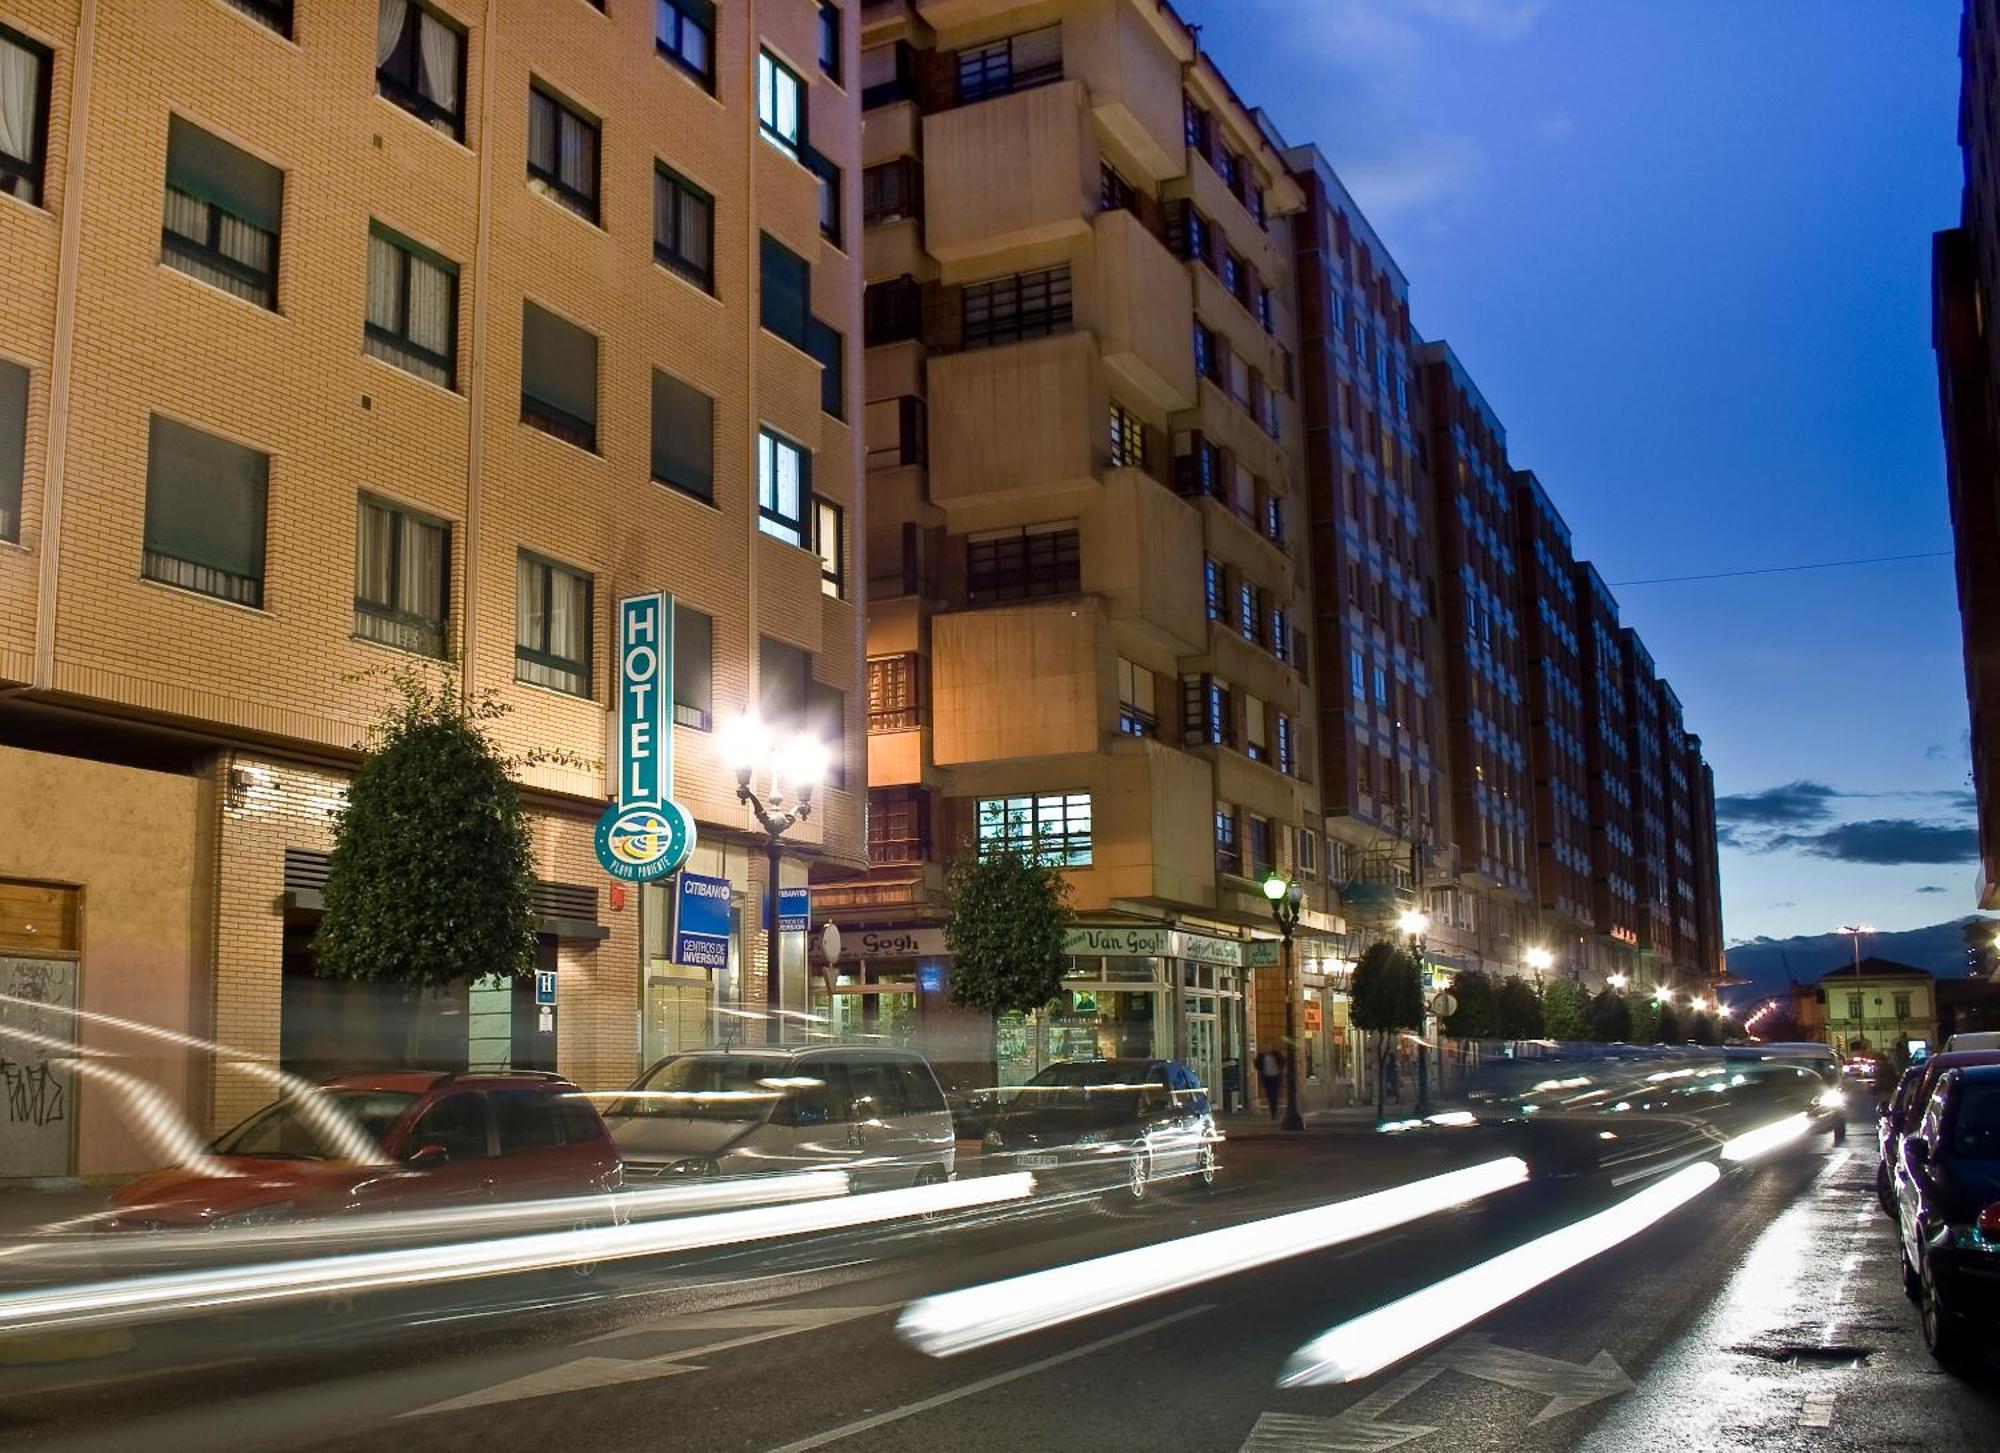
[1431,991,1459,1019]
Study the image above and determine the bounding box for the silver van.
[603,1046,956,1190]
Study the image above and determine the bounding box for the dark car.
[108,1071,621,1233]
[980,1058,1215,1204]
[1877,1050,2000,1215]
[1893,1064,2000,1363]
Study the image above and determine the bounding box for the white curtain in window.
[549,569,584,663]
[162,187,207,243]
[365,235,400,331]
[357,503,393,606]
[0,36,35,167]
[775,443,800,521]
[377,0,409,67]
[398,519,441,618]
[557,113,590,194]
[528,94,554,173]
[217,213,271,273]
[418,13,458,112]
[516,560,541,651]
[406,255,451,355]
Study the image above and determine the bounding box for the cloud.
[1536,111,1577,142]
[1768,819,1980,867]
[1918,885,1949,894]
[1714,780,1842,828]
[1338,134,1485,217]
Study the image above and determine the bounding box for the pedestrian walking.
[1257,1046,1283,1120]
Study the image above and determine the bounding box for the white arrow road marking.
[400,1304,894,1416]
[1241,1333,1632,1449]
[1443,1333,1633,1423]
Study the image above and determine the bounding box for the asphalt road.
[3,1112,1996,1452]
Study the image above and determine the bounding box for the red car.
[109,1071,620,1232]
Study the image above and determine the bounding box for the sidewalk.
[0,1180,119,1242]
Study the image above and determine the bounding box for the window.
[376,1,463,139]
[1238,581,1261,644]
[651,368,713,501]
[0,24,50,205]
[1248,817,1274,879]
[1257,287,1274,332]
[1184,674,1233,747]
[162,117,282,309]
[862,40,914,108]
[1270,607,1287,661]
[657,0,715,88]
[966,522,1080,604]
[1846,992,1863,1021]
[758,428,809,546]
[142,416,267,608]
[410,1094,489,1161]
[976,792,1091,867]
[760,635,811,729]
[1100,162,1136,214]
[1373,665,1388,707]
[1204,556,1223,620]
[1244,695,1267,762]
[1183,95,1212,155]
[955,25,1061,105]
[1297,827,1317,876]
[809,678,847,788]
[809,146,842,245]
[869,787,929,864]
[527,85,599,223]
[758,49,803,157]
[1117,658,1156,737]
[1350,649,1365,699]
[1275,713,1293,775]
[807,317,844,418]
[674,603,712,728]
[1166,201,1212,267]
[1108,402,1145,470]
[515,551,592,697]
[962,265,1071,348]
[364,226,457,388]
[1895,992,1913,1019]
[1214,805,1240,876]
[868,655,922,731]
[1221,250,1242,299]
[355,496,448,656]
[862,159,917,225]
[654,164,714,290]
[1193,322,1220,382]
[521,302,598,451]
[0,358,22,543]
[760,233,811,348]
[491,1090,563,1154]
[815,496,844,597]
[817,2,842,81]
[864,394,927,469]
[223,0,292,36]
[1263,493,1283,544]
[864,275,921,344]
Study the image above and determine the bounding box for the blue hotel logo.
[594,593,696,882]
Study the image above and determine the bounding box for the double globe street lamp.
[720,714,829,1045]
[1261,871,1307,1132]
[1397,909,1433,1115]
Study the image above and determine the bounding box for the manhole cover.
[1728,1342,1875,1367]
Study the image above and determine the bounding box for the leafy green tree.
[1443,968,1498,1040]
[1588,987,1633,1042]
[943,850,1078,1020]
[1541,980,1592,1041]
[317,668,537,993]
[1627,996,1660,1043]
[1496,975,1545,1040]
[1655,1001,1684,1043]
[1351,940,1424,1122]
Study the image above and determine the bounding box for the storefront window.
[640,841,745,1066]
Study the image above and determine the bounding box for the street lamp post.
[1398,908,1432,1116]
[1837,923,1875,1056]
[721,715,828,1046]
[1261,872,1306,1132]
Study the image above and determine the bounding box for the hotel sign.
[593,593,696,882]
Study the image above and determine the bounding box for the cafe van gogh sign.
[594,593,696,882]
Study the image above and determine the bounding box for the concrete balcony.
[928,329,1101,508]
[862,98,919,169]
[932,599,1102,766]
[1086,472,1206,656]
[1092,207,1196,412]
[1067,0,1191,181]
[923,79,1095,264]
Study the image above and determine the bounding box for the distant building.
[1812,958,1939,1061]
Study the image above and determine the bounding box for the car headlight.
[982,1130,1004,1152]
[1817,1088,1846,1111]
[211,1201,294,1231]
[667,1157,720,1177]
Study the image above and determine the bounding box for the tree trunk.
[1375,1036,1388,1124]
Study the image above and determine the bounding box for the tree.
[1588,987,1632,1043]
[943,850,1077,1020]
[1655,1001,1684,1044]
[1351,940,1424,1123]
[1627,996,1660,1044]
[317,667,537,992]
[1443,968,1498,1040]
[1541,979,1592,1041]
[1496,975,1545,1040]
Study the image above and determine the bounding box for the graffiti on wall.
[0,956,77,1177]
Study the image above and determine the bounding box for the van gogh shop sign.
[593,594,697,882]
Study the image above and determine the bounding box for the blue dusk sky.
[1182,0,1973,945]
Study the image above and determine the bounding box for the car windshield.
[615,1057,796,1122]
[212,1089,418,1160]
[1951,1082,2000,1159]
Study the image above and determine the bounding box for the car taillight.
[1978,1202,2000,1239]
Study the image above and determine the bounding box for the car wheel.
[914,1164,947,1188]
[1920,1260,1975,1365]
[1876,1163,1895,1216]
[1123,1143,1153,1205]
[1903,1247,1922,1301]
[1193,1138,1218,1191]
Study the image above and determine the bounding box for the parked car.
[1945,1032,2000,1053]
[1877,1050,2000,1214]
[980,1058,1216,1204]
[602,1045,955,1190]
[109,1071,621,1232]
[1893,1063,2000,1363]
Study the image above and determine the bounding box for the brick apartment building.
[0,0,865,1177]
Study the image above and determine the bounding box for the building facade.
[1938,0,2000,908]
[0,0,866,1176]
[840,0,1338,1104]
[1813,958,1939,1062]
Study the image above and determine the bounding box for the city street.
[4,1111,1992,1453]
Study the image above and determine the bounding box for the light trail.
[0,1174,1035,1339]
[1279,1161,1720,1386]
[1719,1111,1812,1162]
[896,1157,1529,1358]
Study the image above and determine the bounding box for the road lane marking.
[1799,1392,1836,1428]
[761,1304,1213,1453]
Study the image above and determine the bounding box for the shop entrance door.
[1186,1005,1219,1101]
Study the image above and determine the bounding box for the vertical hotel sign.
[594,593,697,881]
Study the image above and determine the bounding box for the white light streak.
[896,1157,1528,1358]
[1719,1112,1812,1163]
[1279,1161,1720,1386]
[0,1174,1034,1339]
